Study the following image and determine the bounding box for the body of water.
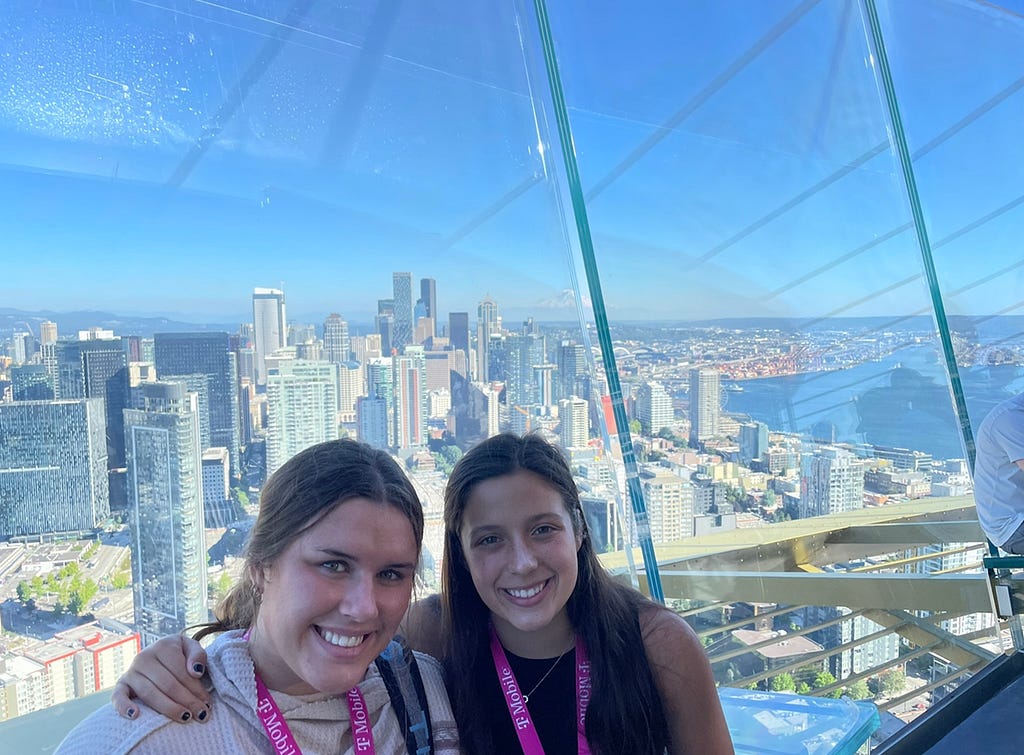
[719,346,1024,461]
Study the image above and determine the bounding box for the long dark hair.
[442,433,670,754]
[194,439,423,641]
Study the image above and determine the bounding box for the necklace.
[522,646,571,703]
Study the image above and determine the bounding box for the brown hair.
[440,432,669,754]
[194,439,423,641]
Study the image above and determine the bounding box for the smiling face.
[459,470,582,657]
[247,497,418,695]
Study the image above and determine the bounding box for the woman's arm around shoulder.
[640,604,734,755]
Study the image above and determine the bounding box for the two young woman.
[110,433,733,753]
[59,439,459,754]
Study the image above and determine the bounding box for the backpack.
[374,637,434,755]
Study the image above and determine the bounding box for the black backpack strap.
[374,637,434,755]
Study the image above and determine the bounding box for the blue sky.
[2,0,1024,324]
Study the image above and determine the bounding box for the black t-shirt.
[475,646,579,754]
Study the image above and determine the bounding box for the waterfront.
[724,345,1024,460]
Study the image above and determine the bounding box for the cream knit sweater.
[55,630,460,754]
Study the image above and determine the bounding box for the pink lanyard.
[488,624,592,755]
[245,631,376,755]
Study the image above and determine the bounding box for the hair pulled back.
[194,438,423,641]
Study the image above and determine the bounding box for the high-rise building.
[641,469,695,543]
[392,272,413,350]
[504,332,546,409]
[533,364,557,408]
[739,422,770,466]
[39,321,58,346]
[376,299,395,355]
[11,364,54,401]
[688,367,721,445]
[556,340,587,402]
[201,447,232,528]
[559,396,589,449]
[357,395,390,450]
[393,350,426,450]
[265,361,339,476]
[252,287,286,386]
[124,382,207,646]
[449,312,469,369]
[337,361,363,417]
[476,296,499,381]
[55,338,130,468]
[637,381,673,435]
[287,323,316,347]
[154,332,240,474]
[419,278,436,337]
[799,446,865,519]
[323,314,350,364]
[11,331,35,364]
[0,399,110,537]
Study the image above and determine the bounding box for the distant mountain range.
[0,308,238,338]
[3,308,1021,340]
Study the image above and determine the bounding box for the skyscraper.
[800,446,865,519]
[476,296,499,381]
[449,312,469,372]
[559,395,589,449]
[637,381,673,435]
[11,364,54,401]
[376,299,395,356]
[154,332,240,474]
[265,361,339,476]
[392,272,413,350]
[124,382,207,646]
[201,447,232,528]
[0,399,109,537]
[688,367,721,445]
[739,422,770,466]
[504,332,545,408]
[323,313,350,364]
[419,278,436,337]
[357,395,389,450]
[393,350,426,450]
[56,337,130,468]
[39,320,58,346]
[252,287,286,386]
[556,340,587,401]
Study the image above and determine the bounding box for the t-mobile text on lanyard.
[488,624,592,755]
[244,630,375,755]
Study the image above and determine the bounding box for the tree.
[629,419,642,435]
[771,673,796,692]
[847,679,871,700]
[812,670,837,690]
[16,581,32,603]
[796,682,811,695]
[879,668,906,697]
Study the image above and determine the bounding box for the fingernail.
[181,711,191,722]
[192,663,205,674]
[197,709,207,722]
[126,707,136,719]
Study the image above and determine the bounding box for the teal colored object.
[719,687,880,755]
